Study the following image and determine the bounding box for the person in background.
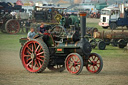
[27,28,36,40]
[37,23,46,34]
[25,19,31,33]
[10,11,17,19]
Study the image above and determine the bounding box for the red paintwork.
[66,54,81,74]
[21,40,45,72]
[86,54,100,73]
[6,20,20,34]
[16,0,23,6]
[43,33,50,35]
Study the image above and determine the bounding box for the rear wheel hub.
[31,53,36,59]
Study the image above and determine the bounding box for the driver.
[37,23,46,34]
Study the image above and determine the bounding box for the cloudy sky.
[4,0,50,3]
[2,0,128,4]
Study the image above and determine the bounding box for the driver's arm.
[37,27,42,34]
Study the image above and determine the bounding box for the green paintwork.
[69,15,80,25]
[56,42,79,48]
[46,35,55,47]
[19,38,28,45]
[60,15,80,26]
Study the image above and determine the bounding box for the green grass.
[0,32,128,59]
[0,23,128,59]
[0,33,26,51]
[87,23,107,32]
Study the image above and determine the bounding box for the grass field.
[0,20,128,85]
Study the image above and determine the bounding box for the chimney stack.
[79,12,86,40]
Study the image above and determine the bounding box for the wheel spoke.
[76,65,80,69]
[69,59,73,63]
[96,59,99,62]
[76,58,80,62]
[93,56,96,61]
[38,56,44,58]
[71,57,75,62]
[33,60,36,70]
[26,58,32,63]
[88,65,92,68]
[93,66,96,71]
[38,47,42,52]
[96,65,99,69]
[68,62,72,67]
[27,50,31,55]
[73,67,75,72]
[38,60,42,67]
[37,57,44,62]
[74,67,77,71]
[96,63,100,64]
[35,45,40,52]
[35,60,40,68]
[36,52,44,56]
[34,42,37,50]
[76,62,80,65]
[69,65,73,69]
[24,54,31,57]
[32,44,34,53]
[27,60,33,66]
[27,46,32,52]
[88,58,92,62]
[31,60,34,69]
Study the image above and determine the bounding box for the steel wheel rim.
[66,55,81,74]
[21,41,45,72]
[6,20,20,34]
[86,54,100,73]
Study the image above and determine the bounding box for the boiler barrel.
[93,31,128,39]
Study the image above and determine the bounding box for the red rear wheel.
[5,19,20,34]
[86,53,103,73]
[21,39,49,73]
[65,53,83,75]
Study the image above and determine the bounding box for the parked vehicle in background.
[22,6,33,16]
[99,7,120,29]
[99,3,128,29]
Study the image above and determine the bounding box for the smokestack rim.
[79,12,87,17]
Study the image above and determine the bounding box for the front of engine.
[78,12,92,57]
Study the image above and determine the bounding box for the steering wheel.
[50,25,67,37]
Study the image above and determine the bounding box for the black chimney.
[79,12,92,56]
[79,12,86,40]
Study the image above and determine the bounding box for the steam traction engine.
[19,12,103,74]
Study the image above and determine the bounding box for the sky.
[1,0,128,4]
[3,0,48,3]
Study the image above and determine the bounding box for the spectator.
[27,28,36,40]
[25,20,31,33]
[10,11,17,19]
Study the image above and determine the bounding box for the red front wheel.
[65,53,83,75]
[21,39,49,73]
[86,53,103,73]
